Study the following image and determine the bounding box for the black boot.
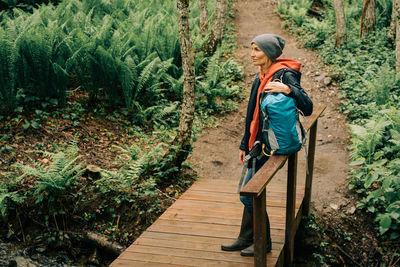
[221,208,253,251]
[240,212,272,256]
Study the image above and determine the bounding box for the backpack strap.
[271,68,287,83]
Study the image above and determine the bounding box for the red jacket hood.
[266,59,301,76]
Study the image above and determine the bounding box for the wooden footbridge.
[111,105,325,267]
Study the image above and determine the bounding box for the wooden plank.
[125,244,280,263]
[134,236,283,252]
[300,104,326,132]
[140,231,286,247]
[285,153,297,264]
[110,259,187,267]
[172,196,305,209]
[190,181,303,196]
[181,189,304,205]
[181,192,305,204]
[165,205,301,220]
[180,191,239,203]
[140,231,235,245]
[156,219,285,233]
[116,252,254,267]
[169,197,304,211]
[147,221,286,240]
[189,180,290,193]
[125,245,255,263]
[303,120,318,215]
[159,213,287,228]
[253,189,267,266]
[240,155,288,197]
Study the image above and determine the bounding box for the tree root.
[83,232,125,257]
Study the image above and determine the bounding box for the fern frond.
[13,142,84,207]
[134,56,160,101]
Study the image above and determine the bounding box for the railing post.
[253,188,266,267]
[285,152,297,265]
[303,120,318,215]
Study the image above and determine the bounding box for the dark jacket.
[239,68,313,153]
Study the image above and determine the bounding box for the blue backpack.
[259,77,305,156]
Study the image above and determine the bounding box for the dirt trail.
[190,0,350,212]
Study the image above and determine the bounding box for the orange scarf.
[248,59,301,150]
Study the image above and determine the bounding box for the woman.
[221,34,313,256]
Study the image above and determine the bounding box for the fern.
[349,117,391,163]
[11,8,71,106]
[0,184,25,218]
[0,0,224,116]
[0,31,17,108]
[134,55,160,102]
[365,62,397,105]
[99,142,166,193]
[14,142,84,209]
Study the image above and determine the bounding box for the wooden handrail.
[240,105,326,198]
[239,104,326,267]
[301,105,326,132]
[239,155,287,197]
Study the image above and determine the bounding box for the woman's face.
[251,43,272,68]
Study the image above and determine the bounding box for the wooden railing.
[240,105,326,267]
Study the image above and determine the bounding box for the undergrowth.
[0,0,245,263]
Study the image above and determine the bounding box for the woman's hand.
[239,150,246,165]
[264,81,291,95]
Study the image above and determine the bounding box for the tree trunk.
[215,0,227,41]
[199,0,208,37]
[395,0,400,72]
[203,0,227,55]
[389,0,398,42]
[360,0,376,37]
[164,0,196,170]
[333,0,347,47]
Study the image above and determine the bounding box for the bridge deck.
[111,173,305,267]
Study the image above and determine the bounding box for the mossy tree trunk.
[199,0,208,37]
[390,0,399,42]
[203,0,227,55]
[164,0,196,171]
[360,0,376,37]
[334,0,347,47]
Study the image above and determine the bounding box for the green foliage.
[0,31,17,109]
[346,71,400,239]
[278,0,313,27]
[349,117,391,164]
[1,6,70,108]
[0,0,61,13]
[0,0,242,249]
[365,62,398,106]
[105,143,166,189]
[0,0,240,130]
[196,48,244,114]
[83,141,176,228]
[375,0,393,28]
[302,18,332,49]
[0,183,25,218]
[13,140,84,215]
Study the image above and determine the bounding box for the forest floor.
[189,0,392,265]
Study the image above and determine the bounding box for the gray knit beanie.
[251,34,285,62]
